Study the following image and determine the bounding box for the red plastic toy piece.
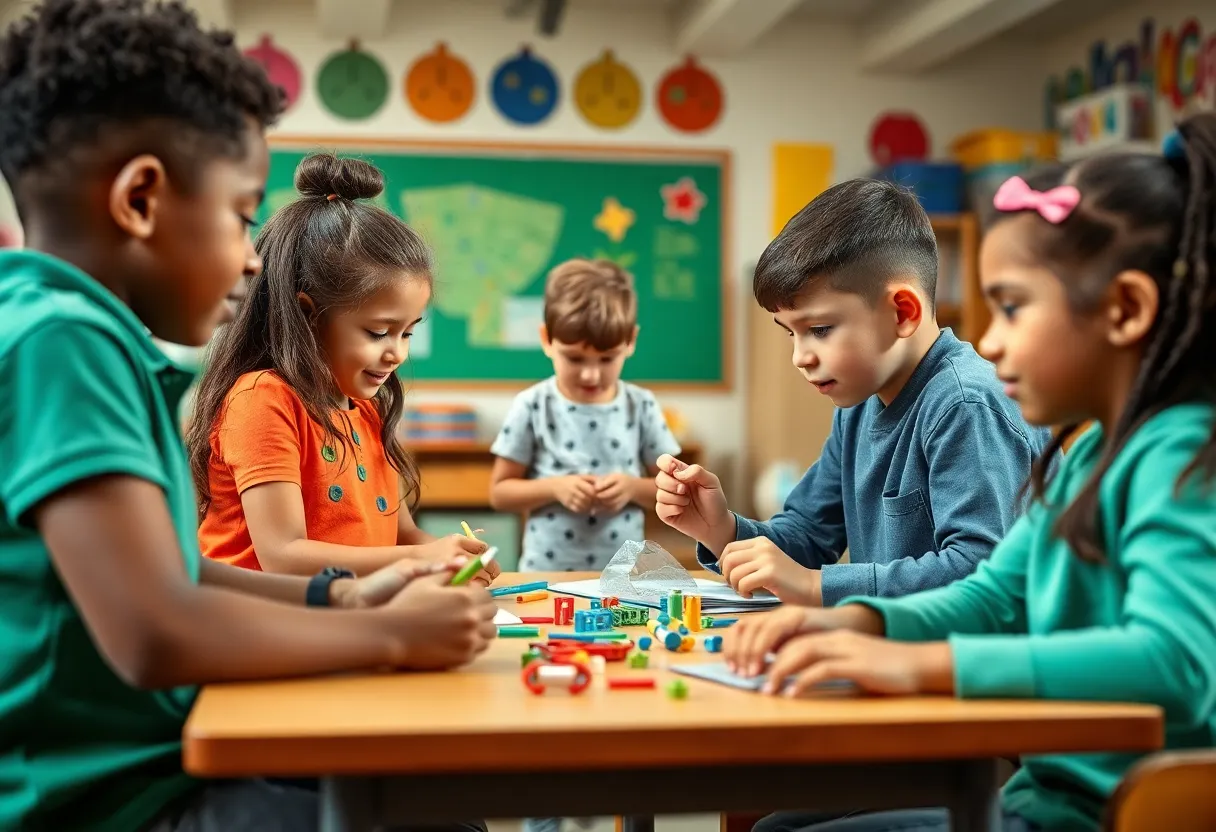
[536,639,634,662]
[521,659,592,695]
[608,677,656,690]
[554,597,575,626]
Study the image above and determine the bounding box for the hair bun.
[294,153,385,201]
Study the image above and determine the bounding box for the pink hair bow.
[992,176,1080,224]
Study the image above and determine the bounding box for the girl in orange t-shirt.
[188,153,497,582]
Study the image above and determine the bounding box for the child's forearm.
[200,558,315,604]
[259,539,424,577]
[489,477,557,513]
[143,582,404,687]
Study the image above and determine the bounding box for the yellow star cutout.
[593,197,636,243]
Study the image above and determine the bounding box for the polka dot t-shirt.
[491,377,681,572]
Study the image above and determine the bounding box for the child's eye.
[238,214,259,230]
[810,326,833,339]
[366,330,388,340]
[1000,303,1019,320]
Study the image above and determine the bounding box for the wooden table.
[184,573,1163,832]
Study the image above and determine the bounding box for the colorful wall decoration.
[317,44,390,121]
[1045,17,1216,130]
[405,42,476,124]
[573,50,642,129]
[244,35,302,112]
[868,112,930,166]
[490,46,560,126]
[275,39,730,133]
[655,56,724,133]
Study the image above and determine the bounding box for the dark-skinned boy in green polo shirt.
[0,2,498,829]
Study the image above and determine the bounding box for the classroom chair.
[1103,750,1216,832]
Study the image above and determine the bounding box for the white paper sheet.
[548,577,780,615]
[494,608,523,625]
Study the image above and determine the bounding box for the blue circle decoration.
[490,46,559,126]
[357,464,367,482]
[376,496,388,512]
[328,485,344,502]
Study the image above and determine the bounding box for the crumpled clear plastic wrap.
[598,539,698,601]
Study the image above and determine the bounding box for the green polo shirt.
[0,250,202,831]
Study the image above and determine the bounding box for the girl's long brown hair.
[987,112,1216,562]
[186,152,431,518]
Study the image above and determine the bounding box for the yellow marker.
[461,521,478,540]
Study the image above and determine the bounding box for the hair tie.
[992,176,1080,224]
[326,193,339,201]
[1163,130,1187,162]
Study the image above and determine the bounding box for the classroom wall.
[0,0,1049,502]
[230,0,1046,500]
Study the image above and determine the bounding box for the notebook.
[671,661,855,694]
[547,577,780,615]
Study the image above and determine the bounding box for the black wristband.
[306,566,356,607]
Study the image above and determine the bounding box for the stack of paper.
[547,577,780,615]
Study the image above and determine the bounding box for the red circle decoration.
[243,35,302,113]
[656,55,723,133]
[868,112,930,167]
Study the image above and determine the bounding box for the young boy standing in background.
[491,258,681,571]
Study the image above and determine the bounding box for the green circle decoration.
[317,48,389,120]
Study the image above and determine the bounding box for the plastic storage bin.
[950,129,1057,171]
[402,403,478,445]
[964,162,1028,221]
[876,162,965,214]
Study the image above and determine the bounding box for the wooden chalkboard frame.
[267,135,733,392]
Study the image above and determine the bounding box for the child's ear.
[297,291,319,324]
[539,324,555,357]
[624,325,640,356]
[1105,270,1158,348]
[109,154,167,240]
[889,285,925,338]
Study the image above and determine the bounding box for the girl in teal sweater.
[726,111,1216,832]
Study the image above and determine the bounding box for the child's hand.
[719,538,821,604]
[336,560,452,609]
[594,473,634,514]
[761,632,955,697]
[383,572,498,670]
[414,535,500,586]
[726,604,886,677]
[654,454,734,554]
[552,474,598,513]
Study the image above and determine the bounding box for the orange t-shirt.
[198,371,400,570]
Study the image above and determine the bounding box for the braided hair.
[988,112,1216,562]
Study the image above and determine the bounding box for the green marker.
[449,546,498,586]
[498,626,541,638]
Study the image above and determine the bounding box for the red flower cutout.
[661,177,707,224]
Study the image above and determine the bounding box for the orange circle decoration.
[656,55,724,133]
[405,42,476,124]
[574,50,642,130]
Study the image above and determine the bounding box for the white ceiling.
[106,0,1115,75]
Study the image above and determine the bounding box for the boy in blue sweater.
[656,179,1049,607]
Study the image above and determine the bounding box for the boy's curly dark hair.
[0,0,282,206]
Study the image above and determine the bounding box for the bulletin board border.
[267,135,734,392]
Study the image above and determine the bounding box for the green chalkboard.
[262,138,730,388]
